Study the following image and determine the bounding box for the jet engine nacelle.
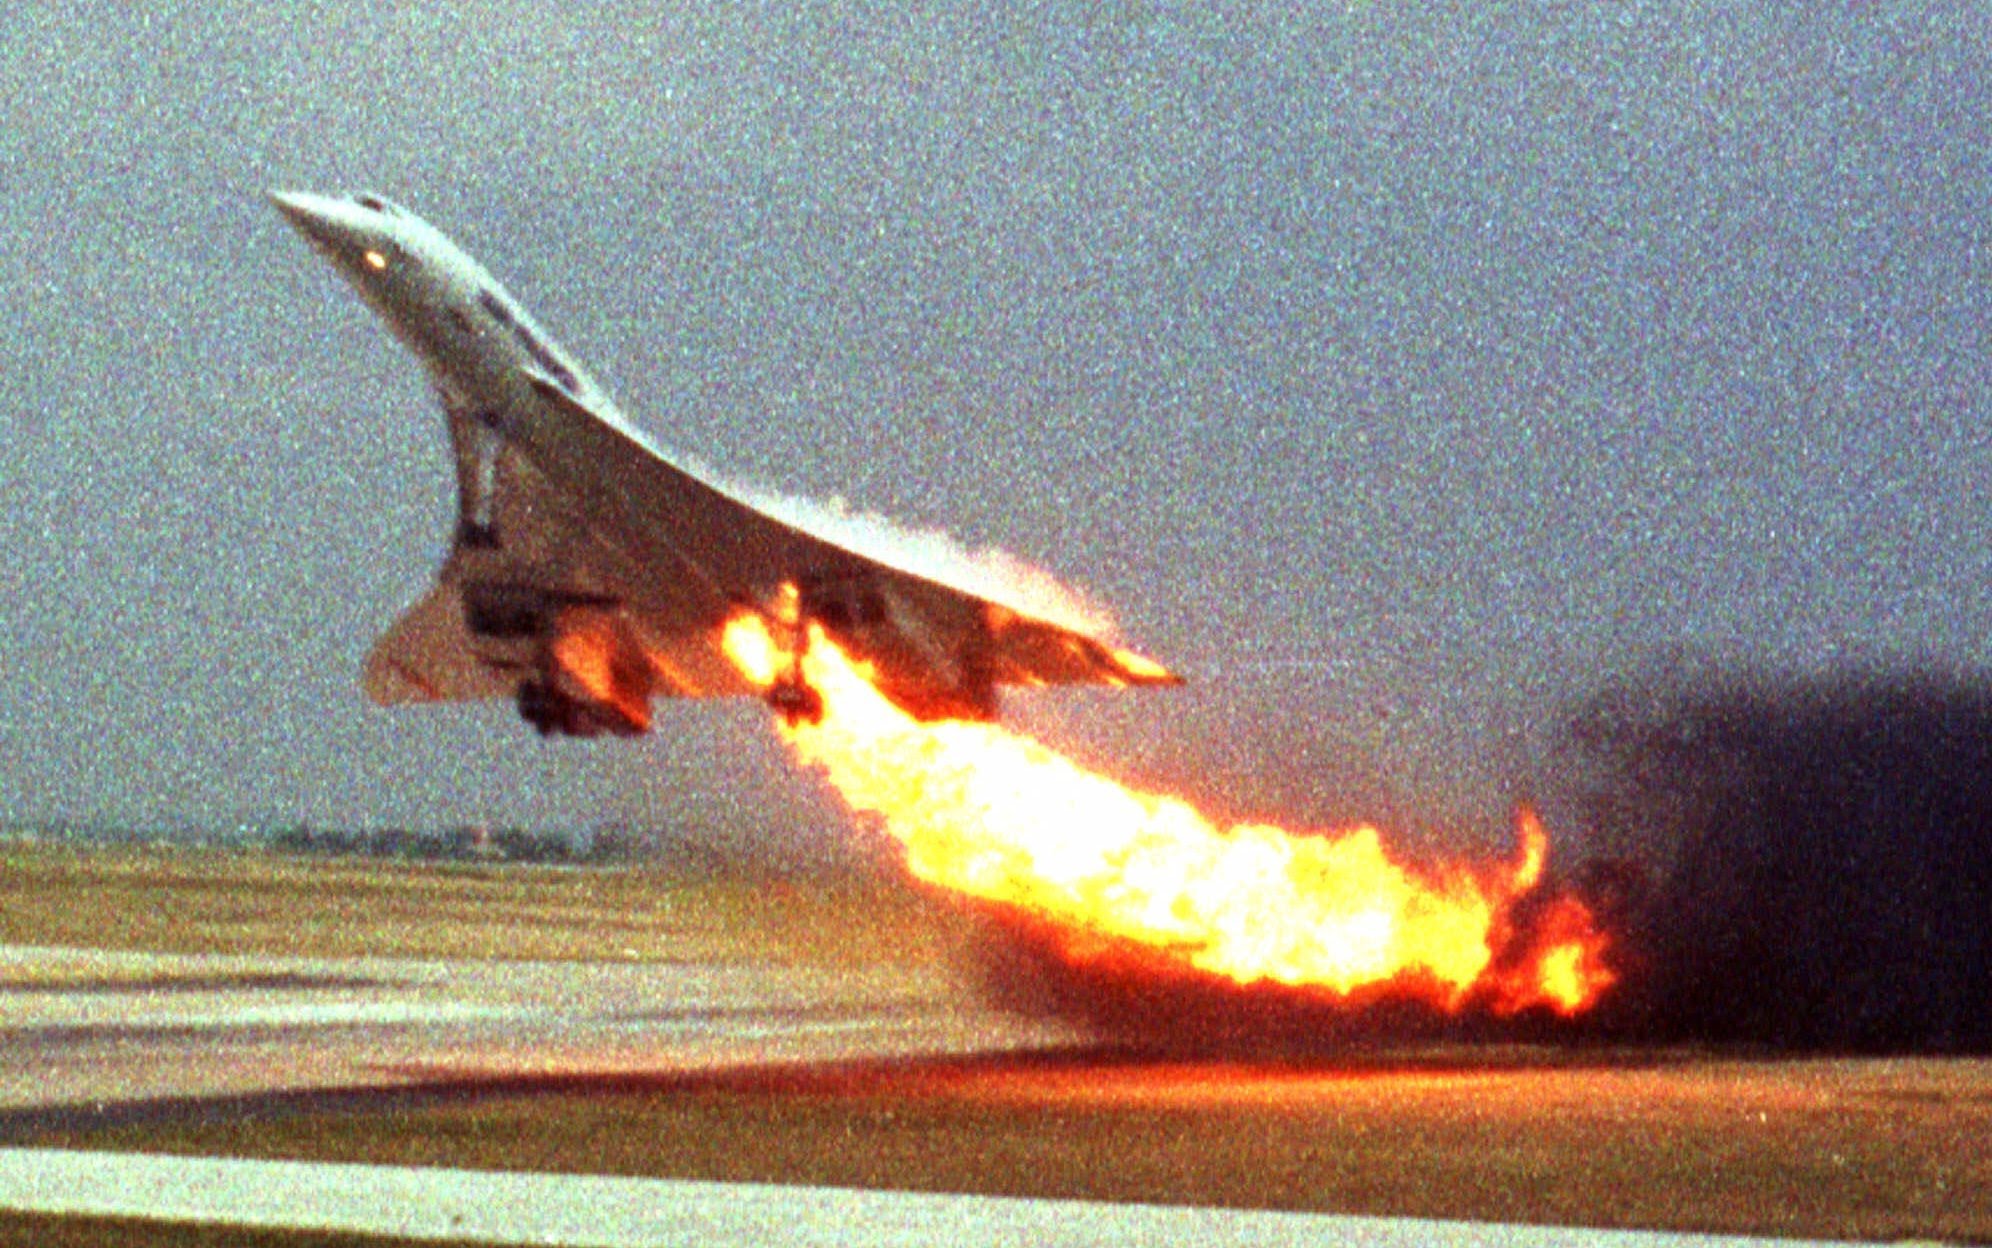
[461,581,657,737]
[796,573,998,723]
[516,677,646,738]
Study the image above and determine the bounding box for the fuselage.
[269,191,638,445]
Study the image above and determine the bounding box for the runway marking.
[13,999,534,1030]
[0,1149,1858,1248]
[0,972,384,995]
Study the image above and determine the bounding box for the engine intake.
[516,679,647,738]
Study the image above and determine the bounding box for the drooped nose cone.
[268,190,348,249]
[266,189,326,222]
[267,190,398,290]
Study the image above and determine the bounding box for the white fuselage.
[269,191,639,444]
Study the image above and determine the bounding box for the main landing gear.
[760,583,826,726]
[766,676,825,727]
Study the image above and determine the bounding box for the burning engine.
[774,574,998,726]
[719,610,1618,1021]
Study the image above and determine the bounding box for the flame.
[548,612,652,732]
[1107,644,1177,683]
[722,614,1613,1015]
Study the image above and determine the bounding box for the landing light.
[363,249,388,271]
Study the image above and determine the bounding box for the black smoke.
[966,666,1992,1055]
[1554,666,1992,1052]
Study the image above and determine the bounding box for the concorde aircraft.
[271,191,1178,737]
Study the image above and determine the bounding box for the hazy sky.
[3,4,1987,856]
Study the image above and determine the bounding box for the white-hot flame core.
[722,615,1616,1013]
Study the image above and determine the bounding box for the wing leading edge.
[367,375,1178,734]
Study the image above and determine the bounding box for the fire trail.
[723,613,1614,1016]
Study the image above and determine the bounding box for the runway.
[0,940,1848,1247]
[0,1148,1854,1247]
[0,913,1981,1242]
[0,942,1073,1122]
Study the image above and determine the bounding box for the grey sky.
[2,4,1987,856]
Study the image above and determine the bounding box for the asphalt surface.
[0,1149,1859,1248]
[0,943,1073,1130]
[0,943,1888,1246]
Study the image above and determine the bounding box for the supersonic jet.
[271,191,1179,737]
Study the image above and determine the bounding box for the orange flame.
[723,614,1613,1015]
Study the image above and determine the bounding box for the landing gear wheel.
[517,680,557,735]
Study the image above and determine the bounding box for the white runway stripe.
[0,1148,1850,1248]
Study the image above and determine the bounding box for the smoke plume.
[1552,665,1992,1052]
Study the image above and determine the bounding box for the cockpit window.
[477,290,514,326]
[478,289,579,396]
[510,319,581,394]
[355,193,402,216]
